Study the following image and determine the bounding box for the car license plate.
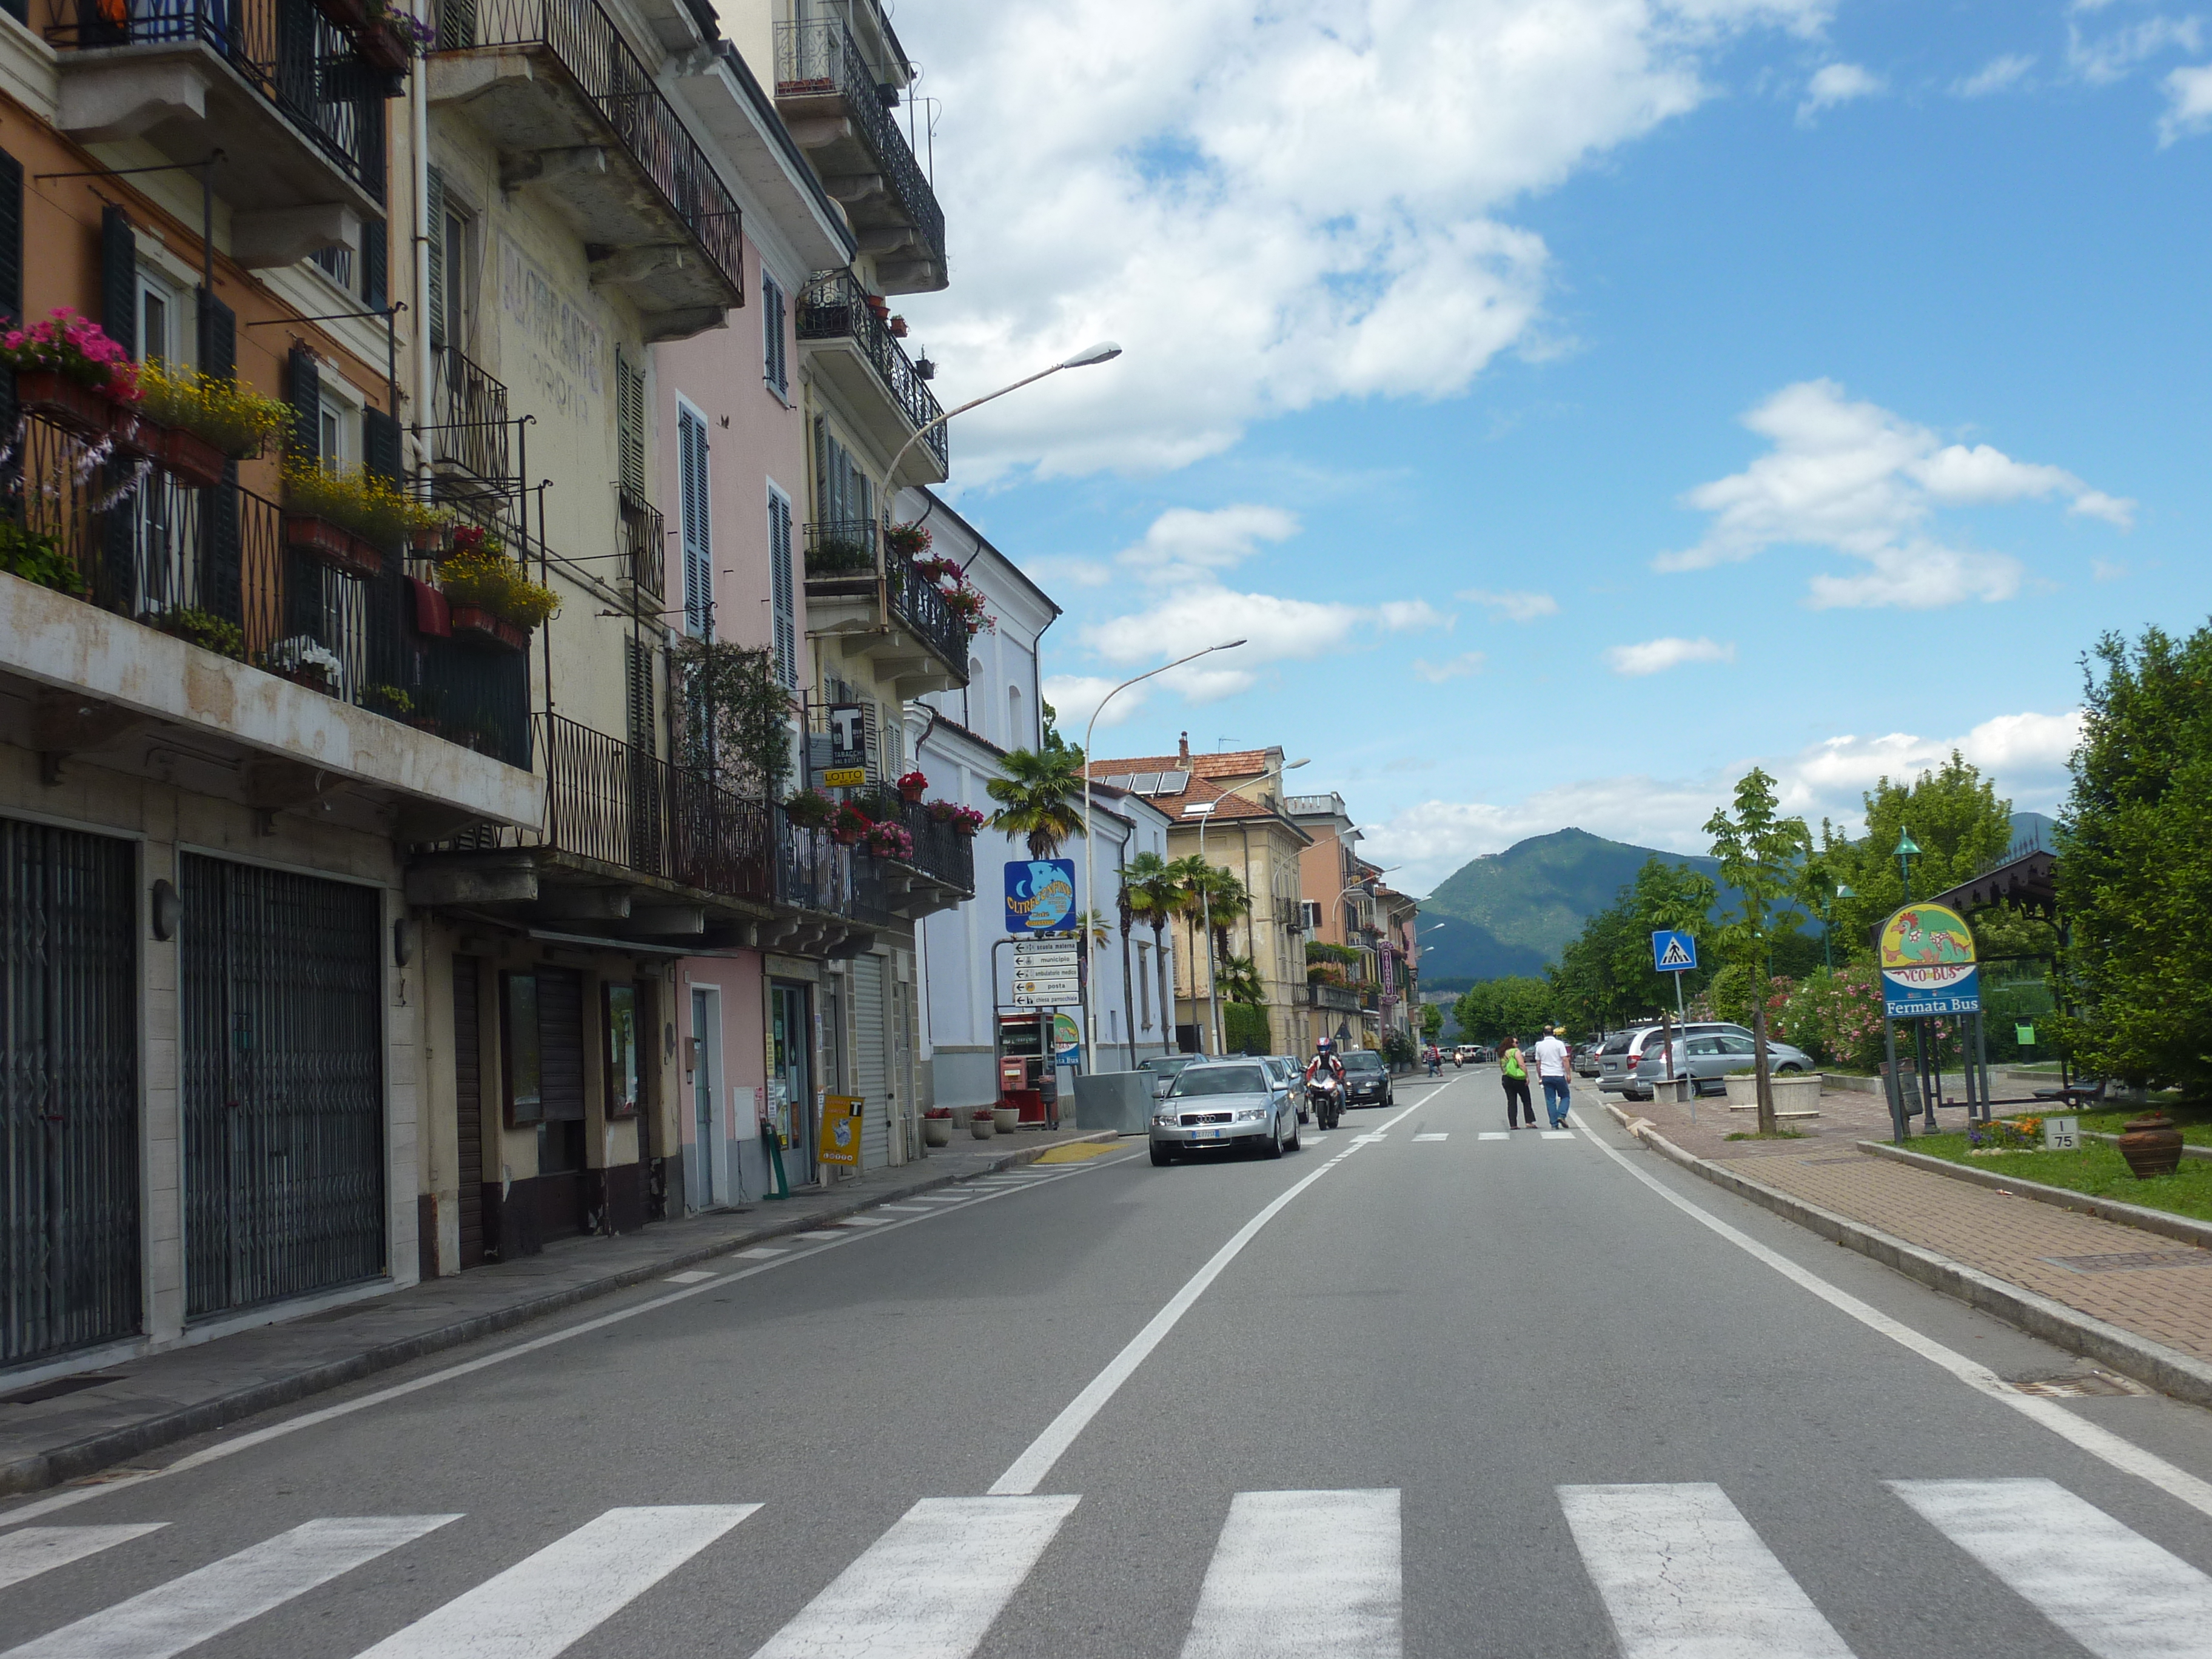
[1210,1128,1228,1139]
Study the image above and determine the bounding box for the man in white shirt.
[1533,1025,1574,1128]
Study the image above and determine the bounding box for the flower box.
[991,1105,1021,1134]
[358,18,410,70]
[110,409,163,460]
[161,426,229,489]
[315,0,366,27]
[284,515,384,580]
[1721,1071,1823,1117]
[15,369,113,440]
[450,603,528,652]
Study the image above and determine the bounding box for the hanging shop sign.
[1878,902,1981,1019]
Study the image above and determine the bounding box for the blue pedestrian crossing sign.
[1652,930,1698,973]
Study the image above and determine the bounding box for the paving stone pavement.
[1592,1078,2212,1365]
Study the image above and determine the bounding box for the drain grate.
[2,1372,126,1406]
[2013,1371,2152,1398]
[2042,1250,2212,1274]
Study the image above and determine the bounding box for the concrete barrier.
[1073,1071,1154,1135]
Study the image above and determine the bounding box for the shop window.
[604,983,640,1119]
[503,972,543,1125]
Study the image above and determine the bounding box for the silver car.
[1138,1053,1202,1098]
[1600,1022,1755,1099]
[1150,1060,1301,1164]
[1635,1031,1814,1096]
[1264,1055,1309,1121]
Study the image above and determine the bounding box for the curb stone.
[1857,1139,2212,1251]
[1598,1103,2212,1410]
[0,1131,1123,1498]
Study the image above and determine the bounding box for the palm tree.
[1202,867,1250,962]
[986,748,1087,859]
[1218,953,1264,1005]
[1124,851,1184,1053]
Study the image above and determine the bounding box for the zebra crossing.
[4,1476,2207,1657]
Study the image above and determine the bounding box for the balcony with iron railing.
[773,16,945,294]
[429,0,743,340]
[2,409,530,770]
[800,517,967,694]
[429,346,512,503]
[45,0,392,223]
[795,269,948,486]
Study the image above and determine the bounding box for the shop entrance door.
[689,987,722,1209]
[769,982,814,1187]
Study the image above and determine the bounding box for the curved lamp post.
[1076,638,1247,1069]
[1195,758,1309,1054]
[881,341,1124,511]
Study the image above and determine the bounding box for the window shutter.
[424,167,446,349]
[769,490,797,689]
[286,344,321,463]
[362,216,387,313]
[197,289,241,623]
[861,700,880,784]
[677,406,711,638]
[617,349,646,504]
[99,206,136,358]
[762,273,785,393]
[363,406,401,483]
[624,635,655,756]
[811,415,828,523]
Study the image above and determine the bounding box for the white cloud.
[2070,13,2203,85]
[1658,378,2133,608]
[1457,588,1561,622]
[2159,62,2212,142]
[1605,635,1737,675]
[1412,652,1486,683]
[1020,555,1112,588]
[1082,583,1448,701]
[1362,708,2083,894]
[2093,557,2129,581]
[1954,53,2036,96]
[1041,674,1149,734]
[1797,61,1885,123]
[895,0,1834,480]
[1114,504,1299,585]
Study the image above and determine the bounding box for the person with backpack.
[1498,1036,1535,1129]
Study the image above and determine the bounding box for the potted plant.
[783,789,834,830]
[0,309,140,438]
[136,363,290,487]
[266,635,343,692]
[439,540,558,650]
[356,0,423,69]
[0,517,83,597]
[830,800,872,846]
[885,521,931,558]
[922,1106,954,1148]
[154,606,246,661]
[896,769,928,804]
[991,1102,1021,1134]
[948,804,984,837]
[889,315,909,338]
[282,460,416,577]
[805,535,874,578]
[969,1107,996,1140]
[864,819,914,860]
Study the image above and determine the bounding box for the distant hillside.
[1419,828,1723,980]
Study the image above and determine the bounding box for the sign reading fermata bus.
[1879,902,1981,1019]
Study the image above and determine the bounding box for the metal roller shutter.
[853,956,888,1170]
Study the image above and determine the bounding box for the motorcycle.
[1308,1071,1344,1130]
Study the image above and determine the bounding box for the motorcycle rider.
[1305,1036,1349,1126]
[1305,1035,1347,1091]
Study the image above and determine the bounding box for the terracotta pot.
[16,370,113,440]
[285,516,385,580]
[831,828,861,846]
[970,1116,996,1140]
[2117,1111,2185,1179]
[898,783,925,805]
[358,18,410,70]
[953,822,976,838]
[449,603,527,652]
[162,426,229,489]
[110,409,163,460]
[922,1118,953,1147]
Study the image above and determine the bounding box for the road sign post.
[1651,931,1699,1115]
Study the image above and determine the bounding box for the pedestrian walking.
[1499,1036,1536,1128]
[1425,1042,1442,1078]
[1535,1025,1574,1128]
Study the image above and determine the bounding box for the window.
[503,973,543,1126]
[813,418,873,529]
[135,269,184,367]
[768,484,797,688]
[318,383,360,470]
[762,270,788,396]
[677,401,711,638]
[603,984,640,1120]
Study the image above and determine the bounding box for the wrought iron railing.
[795,269,947,471]
[51,0,389,202]
[7,411,529,767]
[885,551,967,679]
[772,18,944,268]
[801,516,877,578]
[1969,820,2060,882]
[799,516,964,677]
[886,796,974,895]
[429,346,510,487]
[1309,983,1360,1013]
[531,713,770,899]
[431,0,742,293]
[620,492,664,598]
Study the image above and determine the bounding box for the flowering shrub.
[283,459,429,548]
[897,769,928,794]
[1967,1116,2044,1151]
[885,521,932,556]
[136,363,289,457]
[439,544,560,628]
[865,819,915,859]
[268,635,343,683]
[0,309,139,403]
[1779,964,1887,1073]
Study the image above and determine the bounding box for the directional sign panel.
[1652,930,1698,973]
[1013,940,1078,965]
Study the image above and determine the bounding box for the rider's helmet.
[1315,1036,1333,1053]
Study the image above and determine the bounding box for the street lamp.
[1078,639,1247,1068]
[1895,831,1921,903]
[882,341,1124,507]
[1195,758,1309,1054]
[1822,883,1855,971]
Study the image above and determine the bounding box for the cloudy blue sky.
[894,0,2211,896]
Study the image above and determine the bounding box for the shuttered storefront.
[853,955,890,1170]
[182,856,384,1318]
[452,958,484,1270]
[1,819,139,1366]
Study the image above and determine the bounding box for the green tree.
[672,639,791,799]
[1222,1000,1272,1055]
[1816,752,2014,963]
[1546,857,1718,1033]
[1706,767,1812,1133]
[1453,976,1556,1045]
[1122,851,1187,1054]
[1420,1003,1444,1042]
[2054,625,2212,1092]
[986,747,1088,859]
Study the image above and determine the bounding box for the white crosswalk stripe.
[1560,1483,1854,1658]
[1478,1132,1510,1140]
[1892,1478,2212,1658]
[0,1527,166,1592]
[1,1515,456,1659]
[749,1495,1077,1658]
[1412,1133,1448,1142]
[353,1504,757,1659]
[1540,1130,1575,1140]
[1180,1489,1400,1659]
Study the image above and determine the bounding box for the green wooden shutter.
[425,167,446,350]
[363,406,401,483]
[361,216,387,313]
[616,349,646,503]
[286,345,321,463]
[99,205,136,357]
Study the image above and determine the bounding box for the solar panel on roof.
[1161,770,1190,793]
[1132,771,1160,791]
[1102,774,1134,789]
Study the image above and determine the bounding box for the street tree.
[1421,1004,1444,1042]
[1815,752,2013,963]
[1453,976,1556,1045]
[987,747,1087,858]
[1705,768,1812,1134]
[1121,851,1187,1054]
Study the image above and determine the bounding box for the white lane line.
[837,1217,891,1228]
[0,1525,166,1590]
[908,1196,976,1204]
[750,1496,1078,1659]
[1478,1133,1510,1141]
[1540,1130,1575,1141]
[3,1515,457,1659]
[988,1097,1422,1497]
[354,1504,757,1659]
[873,1205,930,1213]
[793,1232,844,1241]
[735,1247,788,1259]
[1412,1133,1448,1142]
[663,1271,715,1284]
[1565,1109,2212,1523]
[1892,1478,2212,1658]
[1560,1484,1852,1659]
[1179,1490,1400,1659]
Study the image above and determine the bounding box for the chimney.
[1178,732,1190,764]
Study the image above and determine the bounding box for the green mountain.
[1418,828,1723,982]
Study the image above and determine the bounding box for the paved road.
[9,1068,2212,1655]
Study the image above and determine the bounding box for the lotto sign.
[1652,930,1698,973]
[1879,902,1981,1019]
[818,1095,861,1167]
[1005,859,1076,933]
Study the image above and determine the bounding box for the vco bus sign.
[1004,859,1076,934]
[1879,902,1981,1019]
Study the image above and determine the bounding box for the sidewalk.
[1593,1078,2212,1404]
[0,1123,1120,1496]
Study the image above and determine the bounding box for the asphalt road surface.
[9,1068,2212,1656]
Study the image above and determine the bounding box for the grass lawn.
[1909,1133,2212,1224]
[2076,1101,2212,1145]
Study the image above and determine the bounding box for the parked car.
[1574,1042,1602,1078]
[1264,1055,1309,1121]
[1150,1060,1300,1164]
[1599,1022,1756,1100]
[1634,1031,1814,1096]
[1339,1047,1394,1108]
[1138,1054,1201,1098]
